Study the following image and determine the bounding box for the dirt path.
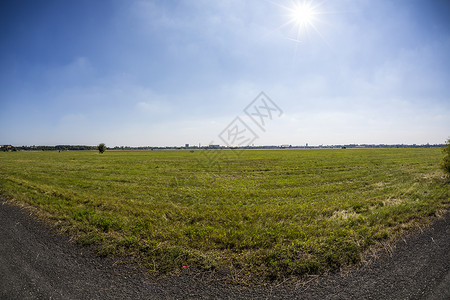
[1,199,449,299]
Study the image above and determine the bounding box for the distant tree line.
[1,145,16,152]
[2,143,446,152]
[10,145,97,151]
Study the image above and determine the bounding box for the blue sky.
[1,0,449,147]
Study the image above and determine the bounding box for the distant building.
[209,144,220,149]
[185,144,189,148]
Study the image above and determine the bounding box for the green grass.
[0,148,448,281]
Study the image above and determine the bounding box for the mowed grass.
[0,148,448,280]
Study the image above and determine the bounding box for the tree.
[442,138,450,175]
[98,143,106,154]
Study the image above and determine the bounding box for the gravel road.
[1,199,449,299]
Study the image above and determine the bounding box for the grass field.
[0,148,448,281]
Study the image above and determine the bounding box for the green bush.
[98,143,106,154]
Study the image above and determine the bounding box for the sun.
[289,2,318,29]
[274,0,325,44]
[270,0,331,52]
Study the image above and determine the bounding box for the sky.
[1,0,449,147]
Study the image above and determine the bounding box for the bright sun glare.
[277,0,325,44]
[290,2,317,29]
